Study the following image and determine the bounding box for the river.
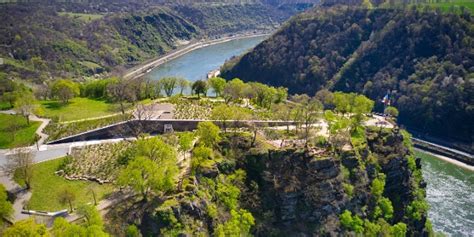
[147,35,267,84]
[144,36,473,236]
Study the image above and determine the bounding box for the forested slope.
[222,6,474,142]
[0,2,302,82]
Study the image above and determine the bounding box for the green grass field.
[59,12,104,22]
[19,158,114,212]
[416,0,474,12]
[0,114,40,149]
[40,97,118,122]
[381,0,474,12]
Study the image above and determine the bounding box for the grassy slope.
[40,97,117,122]
[22,158,114,211]
[420,0,474,12]
[58,12,104,22]
[0,114,40,149]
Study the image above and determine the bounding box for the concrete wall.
[48,119,296,144]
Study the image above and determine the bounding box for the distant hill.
[0,1,313,82]
[221,6,474,143]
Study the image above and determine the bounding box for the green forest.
[222,5,474,143]
[0,2,304,83]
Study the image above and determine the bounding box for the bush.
[339,210,364,233]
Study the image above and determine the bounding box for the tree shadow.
[42,101,69,110]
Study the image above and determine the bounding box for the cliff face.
[107,130,430,236]
[242,128,429,236]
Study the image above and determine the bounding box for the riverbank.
[123,33,271,80]
[415,148,474,172]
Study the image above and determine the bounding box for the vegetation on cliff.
[222,5,474,142]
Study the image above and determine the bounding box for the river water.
[145,36,473,236]
[147,35,267,83]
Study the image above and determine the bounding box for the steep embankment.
[107,129,431,236]
[0,2,300,83]
[221,6,474,143]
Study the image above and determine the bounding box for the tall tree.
[3,218,48,237]
[51,79,80,104]
[117,156,177,201]
[107,78,135,114]
[192,80,208,98]
[211,104,234,133]
[160,77,178,97]
[177,77,190,95]
[57,187,76,212]
[223,78,245,104]
[178,132,194,159]
[3,148,34,189]
[208,77,226,97]
[14,90,37,125]
[299,98,323,145]
[134,137,177,163]
[196,121,221,148]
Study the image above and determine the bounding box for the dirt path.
[0,111,50,149]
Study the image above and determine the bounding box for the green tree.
[208,77,227,97]
[192,80,208,98]
[77,204,103,227]
[177,78,190,95]
[1,91,18,108]
[196,121,221,148]
[57,187,76,212]
[384,106,399,118]
[391,222,407,237]
[251,82,277,109]
[339,210,364,233]
[223,78,245,103]
[118,156,177,201]
[0,184,13,224]
[211,104,234,132]
[215,209,255,237]
[51,79,80,104]
[299,98,323,145]
[377,197,394,220]
[160,77,178,97]
[14,89,37,125]
[126,225,140,237]
[333,92,351,115]
[134,137,177,163]
[324,110,351,149]
[3,218,49,237]
[178,132,194,158]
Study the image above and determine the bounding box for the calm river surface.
[147,35,266,83]
[145,36,473,236]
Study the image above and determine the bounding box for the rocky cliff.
[105,128,431,236]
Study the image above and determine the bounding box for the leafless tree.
[107,79,135,114]
[3,148,34,189]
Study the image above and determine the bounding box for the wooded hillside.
[221,6,474,142]
[0,2,302,82]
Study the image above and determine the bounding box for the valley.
[0,1,472,236]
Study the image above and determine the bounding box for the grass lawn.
[17,158,114,212]
[40,97,117,122]
[0,114,40,149]
[59,12,104,22]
